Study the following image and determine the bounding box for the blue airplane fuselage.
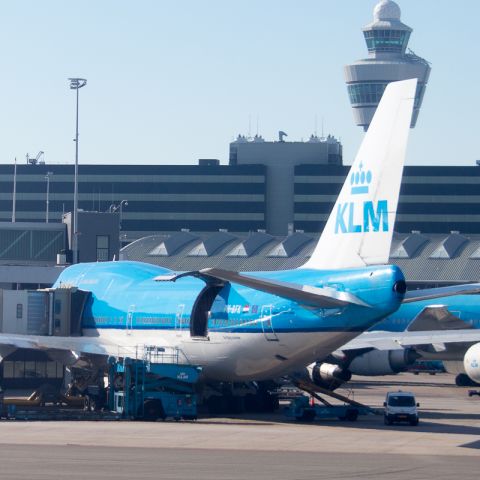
[370,296,480,333]
[53,261,406,380]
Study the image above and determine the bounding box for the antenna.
[256,114,259,136]
[322,117,325,139]
[248,114,251,139]
[314,115,318,136]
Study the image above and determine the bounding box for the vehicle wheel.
[143,399,165,421]
[183,415,197,421]
[87,396,97,412]
[384,416,392,425]
[455,374,479,387]
[345,409,358,422]
[297,409,315,422]
[410,418,419,426]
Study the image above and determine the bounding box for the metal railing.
[116,344,189,365]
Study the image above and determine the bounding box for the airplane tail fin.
[302,79,417,270]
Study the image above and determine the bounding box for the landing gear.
[84,394,101,412]
[455,374,479,387]
[245,391,279,413]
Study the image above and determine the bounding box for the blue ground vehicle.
[284,396,364,422]
[108,346,201,421]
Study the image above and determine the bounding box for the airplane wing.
[406,306,471,332]
[340,329,480,351]
[0,333,125,358]
[403,283,480,303]
[155,268,371,309]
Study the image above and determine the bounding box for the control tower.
[345,0,431,130]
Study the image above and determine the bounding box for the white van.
[384,391,419,426]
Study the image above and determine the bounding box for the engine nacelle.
[306,362,352,390]
[464,343,480,384]
[348,349,417,376]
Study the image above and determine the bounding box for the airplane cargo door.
[261,305,278,341]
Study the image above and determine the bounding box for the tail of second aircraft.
[302,79,417,270]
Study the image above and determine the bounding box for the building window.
[348,83,388,105]
[96,235,110,261]
[54,299,62,315]
[348,82,424,108]
[3,361,14,378]
[363,29,410,53]
[16,303,23,319]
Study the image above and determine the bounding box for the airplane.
[303,288,480,389]
[0,79,449,413]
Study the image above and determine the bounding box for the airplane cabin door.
[126,305,135,335]
[175,304,185,335]
[261,305,278,341]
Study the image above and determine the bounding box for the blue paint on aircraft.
[370,295,480,332]
[54,260,405,335]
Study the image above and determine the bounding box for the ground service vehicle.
[384,391,419,426]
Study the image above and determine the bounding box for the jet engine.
[348,349,418,376]
[306,362,352,390]
[463,343,480,384]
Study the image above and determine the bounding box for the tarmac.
[0,373,479,479]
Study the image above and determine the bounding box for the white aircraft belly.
[86,328,360,382]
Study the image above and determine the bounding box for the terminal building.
[1,152,480,239]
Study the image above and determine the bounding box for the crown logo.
[350,162,372,195]
[472,359,479,369]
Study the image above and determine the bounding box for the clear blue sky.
[1,1,478,167]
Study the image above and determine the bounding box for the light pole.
[119,200,128,230]
[68,77,87,263]
[45,171,53,223]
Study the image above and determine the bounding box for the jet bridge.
[0,287,89,337]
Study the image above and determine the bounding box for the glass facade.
[0,164,267,234]
[0,228,66,262]
[96,235,110,261]
[0,350,64,389]
[348,82,388,105]
[363,29,410,53]
[348,82,425,109]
